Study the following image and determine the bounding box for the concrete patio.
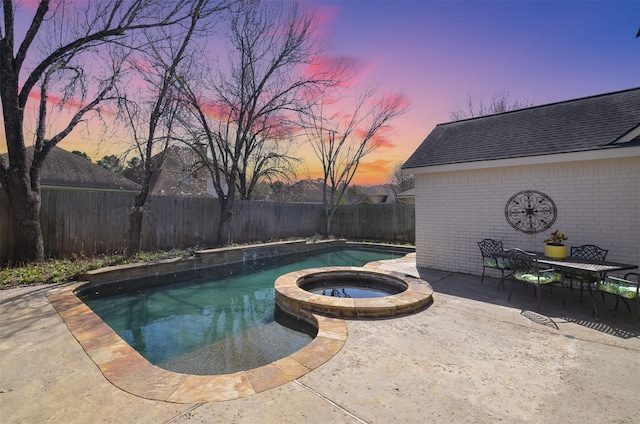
[1,254,639,423]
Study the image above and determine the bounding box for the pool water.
[82,248,404,375]
[310,285,390,298]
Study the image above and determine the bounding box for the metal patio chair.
[478,239,511,289]
[567,244,609,299]
[506,248,565,311]
[597,272,640,319]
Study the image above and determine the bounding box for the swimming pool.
[80,247,407,375]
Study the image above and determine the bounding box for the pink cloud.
[305,54,369,89]
[369,92,411,113]
[198,99,231,121]
[353,126,396,149]
[310,2,339,37]
[17,0,43,12]
[125,57,155,74]
[27,89,84,110]
[350,158,395,184]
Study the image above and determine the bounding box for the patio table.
[532,253,637,320]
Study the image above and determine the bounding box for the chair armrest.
[539,268,557,273]
[623,272,640,281]
[606,276,639,286]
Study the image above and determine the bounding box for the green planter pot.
[544,244,567,259]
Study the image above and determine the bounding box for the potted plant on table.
[544,229,568,259]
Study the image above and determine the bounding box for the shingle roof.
[402,87,640,169]
[124,145,210,196]
[397,188,415,198]
[2,147,141,191]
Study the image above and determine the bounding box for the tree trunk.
[127,206,144,256]
[2,57,45,262]
[5,171,45,263]
[127,159,153,257]
[325,208,334,237]
[2,77,45,262]
[214,175,237,246]
[216,198,234,246]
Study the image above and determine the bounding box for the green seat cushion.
[514,271,562,285]
[598,278,639,300]
[484,257,510,269]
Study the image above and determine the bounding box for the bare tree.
[237,132,302,200]
[389,162,414,201]
[0,0,199,262]
[303,87,409,235]
[449,90,535,121]
[175,0,340,246]
[119,0,226,256]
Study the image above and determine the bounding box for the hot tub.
[275,267,433,320]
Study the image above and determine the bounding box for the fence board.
[0,190,414,260]
[230,201,325,243]
[332,203,415,243]
[0,191,9,260]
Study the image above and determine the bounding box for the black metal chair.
[567,245,609,299]
[597,272,640,319]
[506,248,565,311]
[478,239,511,288]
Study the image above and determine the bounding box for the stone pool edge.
[275,267,434,320]
[46,282,348,403]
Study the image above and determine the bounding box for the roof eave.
[404,144,640,175]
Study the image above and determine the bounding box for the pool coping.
[47,282,348,403]
[275,267,434,320]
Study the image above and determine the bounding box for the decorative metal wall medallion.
[504,190,557,234]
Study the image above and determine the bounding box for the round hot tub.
[275,267,433,320]
[302,274,407,298]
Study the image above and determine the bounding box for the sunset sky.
[3,0,639,185]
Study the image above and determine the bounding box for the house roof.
[397,188,415,198]
[402,87,640,170]
[2,147,141,191]
[346,193,368,205]
[124,145,210,197]
[287,179,325,203]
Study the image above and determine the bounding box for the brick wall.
[414,156,639,279]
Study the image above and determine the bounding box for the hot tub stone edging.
[275,266,433,320]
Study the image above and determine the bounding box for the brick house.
[402,88,639,277]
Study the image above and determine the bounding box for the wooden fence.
[0,189,414,260]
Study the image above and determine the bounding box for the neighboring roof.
[364,185,392,196]
[403,87,640,169]
[125,145,210,197]
[346,185,396,204]
[2,146,141,191]
[397,188,415,198]
[287,179,325,203]
[346,193,368,205]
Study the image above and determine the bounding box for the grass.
[0,249,193,289]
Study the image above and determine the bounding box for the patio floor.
[1,253,639,423]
